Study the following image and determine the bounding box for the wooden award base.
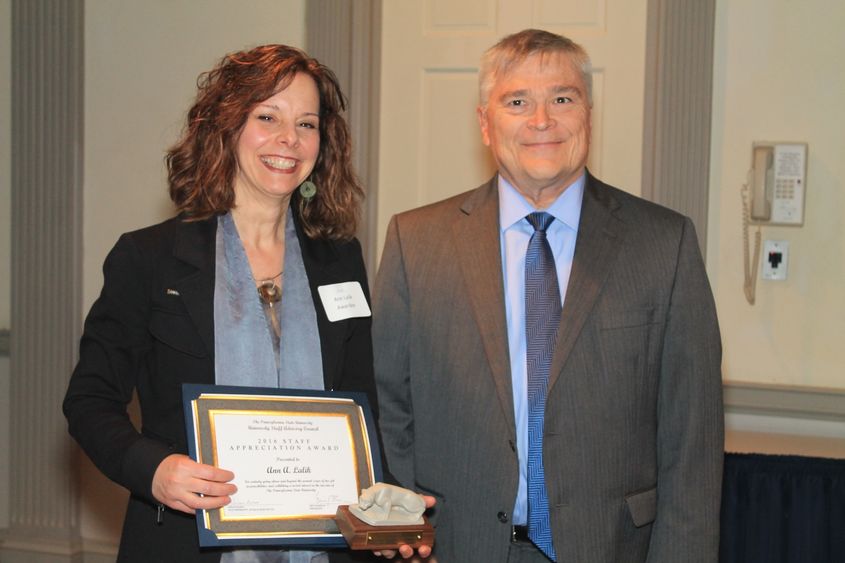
[335,505,435,550]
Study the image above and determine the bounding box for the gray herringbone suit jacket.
[373,174,724,563]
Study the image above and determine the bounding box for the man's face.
[478,52,591,201]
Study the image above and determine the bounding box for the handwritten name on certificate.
[211,412,359,520]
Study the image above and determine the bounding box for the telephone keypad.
[775,178,795,199]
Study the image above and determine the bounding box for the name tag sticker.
[318,282,372,322]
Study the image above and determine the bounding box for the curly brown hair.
[166,44,363,240]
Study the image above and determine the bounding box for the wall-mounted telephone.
[741,142,808,305]
[749,142,807,225]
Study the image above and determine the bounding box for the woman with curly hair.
[63,44,417,563]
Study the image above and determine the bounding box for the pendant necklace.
[257,270,284,341]
[257,270,284,306]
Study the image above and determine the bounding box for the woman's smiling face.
[233,72,321,205]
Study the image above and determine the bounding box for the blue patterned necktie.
[525,212,560,561]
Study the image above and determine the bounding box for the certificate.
[182,384,383,548]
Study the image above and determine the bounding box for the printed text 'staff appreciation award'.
[182,384,382,548]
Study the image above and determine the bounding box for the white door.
[377,0,648,249]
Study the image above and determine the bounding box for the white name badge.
[318,282,372,322]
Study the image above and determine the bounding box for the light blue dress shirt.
[499,173,585,525]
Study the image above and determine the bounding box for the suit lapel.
[170,217,217,360]
[548,174,626,391]
[452,178,516,439]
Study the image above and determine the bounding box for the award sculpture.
[336,483,435,550]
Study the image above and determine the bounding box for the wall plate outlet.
[762,240,789,281]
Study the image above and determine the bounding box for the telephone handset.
[750,146,773,220]
[749,142,807,225]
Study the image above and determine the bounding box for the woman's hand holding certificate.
[152,454,237,514]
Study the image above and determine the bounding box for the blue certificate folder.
[182,384,384,548]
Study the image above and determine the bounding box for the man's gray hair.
[479,29,592,106]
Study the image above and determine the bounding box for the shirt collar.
[498,172,586,232]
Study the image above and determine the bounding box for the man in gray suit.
[373,29,723,563]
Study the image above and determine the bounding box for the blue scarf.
[214,209,323,389]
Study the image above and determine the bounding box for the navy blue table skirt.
[720,453,845,563]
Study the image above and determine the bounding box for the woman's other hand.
[151,453,237,514]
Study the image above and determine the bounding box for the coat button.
[497,511,509,523]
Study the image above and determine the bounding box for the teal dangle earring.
[299,179,317,201]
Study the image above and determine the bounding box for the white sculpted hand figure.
[349,483,426,526]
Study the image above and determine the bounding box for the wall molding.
[642,0,716,257]
[724,381,845,423]
[5,0,84,554]
[306,0,381,275]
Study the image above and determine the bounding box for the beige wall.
[80,0,306,550]
[708,0,845,391]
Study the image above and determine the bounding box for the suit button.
[497,511,509,523]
